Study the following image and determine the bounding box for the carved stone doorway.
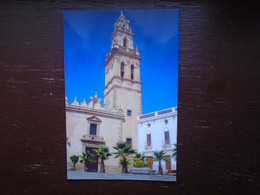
[86,147,98,172]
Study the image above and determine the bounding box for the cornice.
[137,112,177,123]
[66,105,124,120]
[104,49,141,67]
[104,76,141,91]
[104,84,142,99]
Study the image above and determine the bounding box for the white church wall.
[66,97,125,173]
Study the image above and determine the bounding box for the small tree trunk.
[125,162,128,173]
[84,161,88,172]
[122,156,128,173]
[100,159,105,173]
[73,163,76,171]
[158,161,163,175]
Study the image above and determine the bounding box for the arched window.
[131,65,134,80]
[121,62,124,78]
[123,38,127,47]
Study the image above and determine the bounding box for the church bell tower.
[103,11,142,150]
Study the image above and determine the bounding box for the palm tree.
[120,159,131,170]
[113,142,135,173]
[154,150,168,175]
[134,152,146,161]
[92,146,111,173]
[79,151,95,172]
[70,155,79,171]
[172,144,177,160]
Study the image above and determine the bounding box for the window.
[90,123,97,136]
[121,62,124,78]
[87,116,101,137]
[131,65,134,80]
[165,131,170,144]
[127,109,132,116]
[164,119,168,124]
[123,37,127,47]
[126,138,132,144]
[147,134,151,146]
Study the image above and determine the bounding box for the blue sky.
[63,10,179,114]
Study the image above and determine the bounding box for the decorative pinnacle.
[94,89,98,98]
[120,10,126,19]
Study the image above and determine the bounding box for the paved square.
[67,170,176,182]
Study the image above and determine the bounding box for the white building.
[137,107,177,173]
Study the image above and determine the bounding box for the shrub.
[133,158,145,168]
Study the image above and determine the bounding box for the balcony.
[81,134,105,145]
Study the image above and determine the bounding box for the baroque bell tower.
[103,11,142,150]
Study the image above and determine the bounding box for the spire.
[65,95,69,105]
[120,10,125,19]
[94,89,98,98]
[117,10,128,25]
[80,98,88,107]
[71,96,79,106]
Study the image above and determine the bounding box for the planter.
[168,170,176,176]
[131,167,152,174]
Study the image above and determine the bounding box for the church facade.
[66,12,142,173]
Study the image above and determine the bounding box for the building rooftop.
[137,107,177,122]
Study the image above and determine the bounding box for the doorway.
[147,157,153,170]
[86,147,98,172]
[165,155,171,170]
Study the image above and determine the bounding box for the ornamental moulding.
[104,76,141,90]
[104,49,141,67]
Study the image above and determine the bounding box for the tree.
[113,142,135,173]
[70,155,79,171]
[134,152,146,161]
[133,152,146,167]
[172,144,177,161]
[92,146,111,173]
[119,159,131,170]
[154,150,168,175]
[79,151,95,172]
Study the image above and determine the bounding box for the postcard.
[64,9,179,181]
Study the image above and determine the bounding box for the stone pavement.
[67,170,176,182]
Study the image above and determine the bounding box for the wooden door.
[147,157,153,170]
[86,147,98,172]
[166,155,171,170]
